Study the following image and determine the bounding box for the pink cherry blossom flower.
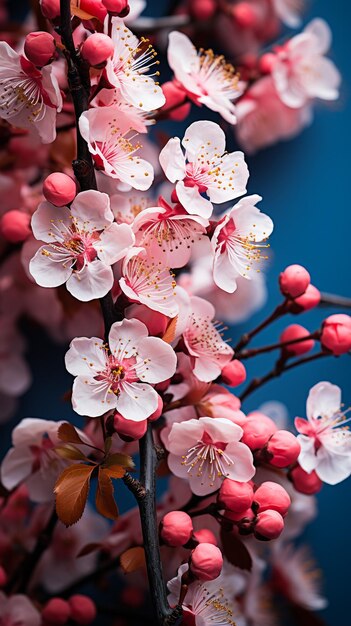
[0,592,41,626]
[104,17,165,112]
[272,0,304,27]
[165,417,255,495]
[91,87,151,133]
[79,106,154,188]
[119,247,179,318]
[132,198,208,268]
[159,121,249,219]
[65,317,177,420]
[167,31,242,124]
[183,296,234,382]
[0,42,62,143]
[29,190,135,301]
[211,195,273,293]
[110,190,154,225]
[295,381,351,485]
[272,19,341,108]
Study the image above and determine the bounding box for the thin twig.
[319,292,351,309]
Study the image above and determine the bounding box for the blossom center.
[181,432,233,486]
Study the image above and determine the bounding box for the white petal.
[306,381,341,420]
[70,190,113,229]
[159,137,186,183]
[29,246,73,288]
[31,201,71,243]
[66,261,114,301]
[0,446,33,490]
[117,156,154,191]
[108,318,148,357]
[207,152,249,204]
[117,381,158,421]
[297,435,318,473]
[96,222,135,265]
[71,375,116,417]
[167,31,199,75]
[176,181,213,219]
[135,336,177,383]
[225,441,256,481]
[65,337,106,376]
[315,447,351,485]
[182,121,226,161]
[193,356,222,382]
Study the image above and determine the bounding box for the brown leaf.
[58,423,87,446]
[96,468,119,520]
[120,547,146,574]
[104,465,126,480]
[105,453,135,470]
[55,445,90,462]
[162,316,178,344]
[70,1,95,19]
[54,464,95,526]
[220,529,253,571]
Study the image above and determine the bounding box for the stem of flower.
[319,292,351,309]
[237,331,320,360]
[234,301,288,352]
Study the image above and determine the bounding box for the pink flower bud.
[40,0,60,19]
[259,52,277,74]
[0,566,7,588]
[24,32,56,67]
[280,324,315,356]
[218,479,254,514]
[241,413,277,450]
[290,284,321,313]
[191,0,216,20]
[253,481,291,516]
[68,595,97,625]
[102,0,129,15]
[221,360,247,386]
[80,0,107,21]
[81,33,114,68]
[321,314,351,355]
[254,509,284,540]
[290,465,323,495]
[161,81,190,121]
[113,412,147,440]
[161,511,193,547]
[148,394,164,422]
[43,172,77,206]
[190,543,223,581]
[267,430,301,468]
[279,264,310,299]
[42,598,71,625]
[225,507,255,522]
[193,529,217,545]
[232,2,260,28]
[0,210,31,243]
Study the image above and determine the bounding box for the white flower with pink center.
[132,198,208,268]
[79,106,154,188]
[0,42,62,143]
[295,381,351,485]
[183,296,233,382]
[105,17,165,112]
[272,18,341,108]
[212,194,273,293]
[159,121,249,219]
[65,318,177,420]
[165,417,255,495]
[119,247,179,318]
[29,190,135,302]
[167,31,242,124]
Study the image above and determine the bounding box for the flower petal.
[135,336,177,383]
[65,337,106,376]
[66,261,114,301]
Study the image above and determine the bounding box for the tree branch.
[319,292,351,309]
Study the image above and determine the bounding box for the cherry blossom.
[183,296,234,382]
[272,19,341,108]
[212,194,273,293]
[65,318,177,419]
[272,0,304,27]
[164,417,255,495]
[295,382,351,485]
[29,190,135,301]
[0,42,62,143]
[167,31,242,123]
[79,106,154,188]
[104,17,165,112]
[0,592,41,626]
[159,121,249,219]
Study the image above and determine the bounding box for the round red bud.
[24,32,56,67]
[241,413,277,450]
[68,595,97,625]
[161,511,193,547]
[190,543,223,581]
[280,324,315,356]
[254,509,284,540]
[267,430,301,468]
[0,210,31,243]
[161,81,187,114]
[193,529,217,545]
[79,0,107,21]
[191,0,216,21]
[43,173,77,206]
[279,264,310,299]
[113,412,147,440]
[289,465,323,495]
[81,33,114,68]
[253,481,291,516]
[321,314,351,355]
[40,0,60,19]
[290,284,321,313]
[221,360,247,386]
[259,52,277,74]
[102,0,129,15]
[218,479,254,514]
[232,3,260,28]
[42,598,71,625]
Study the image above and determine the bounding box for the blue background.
[3,0,351,624]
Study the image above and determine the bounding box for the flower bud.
[290,284,321,313]
[280,324,315,356]
[259,52,277,74]
[218,479,254,514]
[102,0,130,16]
[81,33,114,68]
[225,507,255,522]
[161,81,190,121]
[232,2,260,28]
[190,543,223,581]
[43,172,77,206]
[24,31,56,67]
[42,598,71,625]
[321,314,351,355]
[68,595,97,625]
[113,412,147,440]
[79,0,107,21]
[191,0,216,21]
[40,0,60,19]
[241,413,277,450]
[289,465,323,495]
[148,394,164,422]
[253,481,291,516]
[254,509,284,540]
[279,264,310,299]
[193,529,217,545]
[161,511,193,547]
[221,360,247,386]
[0,210,31,243]
[267,430,301,468]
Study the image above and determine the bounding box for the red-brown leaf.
[120,547,146,574]
[220,529,253,571]
[96,468,119,520]
[54,464,95,527]
[162,316,178,344]
[58,422,87,446]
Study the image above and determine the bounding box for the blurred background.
[2,0,351,623]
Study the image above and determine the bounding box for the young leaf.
[104,465,126,480]
[220,529,253,571]
[96,468,119,520]
[162,316,178,344]
[58,422,87,446]
[120,547,146,574]
[54,464,95,527]
[105,453,135,470]
[55,445,91,462]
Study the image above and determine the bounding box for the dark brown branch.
[237,331,320,360]
[234,301,287,352]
